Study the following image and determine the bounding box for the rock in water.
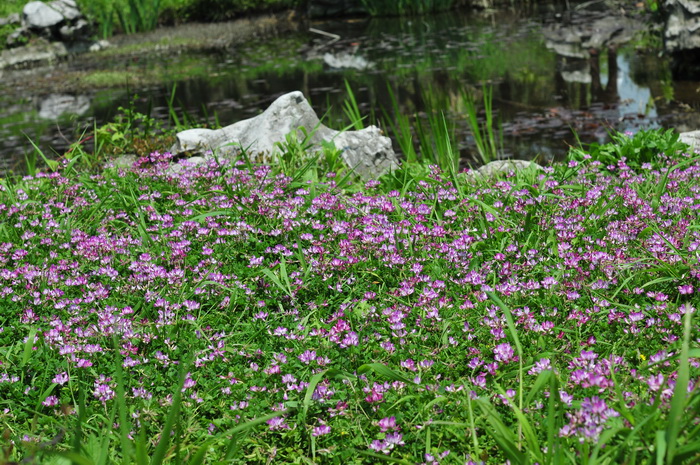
[171,91,400,179]
[665,0,700,52]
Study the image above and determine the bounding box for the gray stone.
[88,39,111,52]
[111,154,137,169]
[678,130,700,151]
[466,159,543,180]
[543,14,643,59]
[0,41,67,69]
[6,27,30,48]
[48,0,82,21]
[171,91,400,179]
[23,1,64,29]
[38,94,90,120]
[664,0,700,52]
[59,18,89,40]
[0,13,21,27]
[323,51,372,70]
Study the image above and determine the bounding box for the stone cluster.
[664,0,700,52]
[170,91,400,179]
[3,0,90,48]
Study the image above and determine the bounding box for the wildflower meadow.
[0,129,699,464]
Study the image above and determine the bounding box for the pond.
[1,2,698,174]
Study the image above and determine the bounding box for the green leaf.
[475,397,527,464]
[20,327,38,368]
[357,363,417,385]
[663,307,693,464]
[224,410,290,460]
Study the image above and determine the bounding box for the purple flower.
[183,373,196,389]
[42,395,59,407]
[493,343,515,363]
[312,424,331,436]
[678,284,694,295]
[267,416,289,431]
[385,432,405,447]
[377,416,397,432]
[52,372,69,385]
[93,376,115,404]
[559,396,619,442]
[647,374,665,391]
[298,350,317,364]
[528,358,551,375]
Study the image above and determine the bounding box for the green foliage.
[343,80,366,131]
[4,82,700,465]
[116,0,161,35]
[94,100,175,157]
[360,0,456,16]
[178,0,297,22]
[0,23,23,49]
[0,1,24,49]
[567,128,691,171]
[79,0,296,37]
[81,0,161,36]
[463,85,502,165]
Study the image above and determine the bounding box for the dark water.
[1,3,699,174]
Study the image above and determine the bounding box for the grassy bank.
[0,118,699,463]
[0,0,299,45]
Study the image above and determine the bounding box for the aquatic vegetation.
[0,132,699,463]
[360,0,457,16]
[463,85,502,166]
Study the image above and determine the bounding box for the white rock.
[466,159,543,180]
[679,130,700,151]
[23,1,64,29]
[665,0,700,52]
[171,91,400,178]
[38,94,90,120]
[48,0,81,21]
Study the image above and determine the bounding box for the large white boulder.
[23,1,63,29]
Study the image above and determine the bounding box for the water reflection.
[0,2,698,173]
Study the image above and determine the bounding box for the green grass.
[0,103,699,464]
[360,0,457,16]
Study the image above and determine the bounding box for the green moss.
[80,70,138,87]
[95,36,203,56]
[0,0,27,17]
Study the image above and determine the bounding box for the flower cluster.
[0,152,698,460]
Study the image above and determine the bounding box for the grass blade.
[664,304,693,464]
[150,357,191,465]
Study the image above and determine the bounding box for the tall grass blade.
[357,363,418,385]
[112,336,133,463]
[382,83,417,163]
[663,304,693,464]
[475,397,527,464]
[487,291,525,446]
[224,410,290,460]
[343,80,365,130]
[462,86,501,165]
[150,355,190,465]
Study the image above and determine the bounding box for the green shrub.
[180,0,298,22]
[360,0,456,16]
[567,128,691,170]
